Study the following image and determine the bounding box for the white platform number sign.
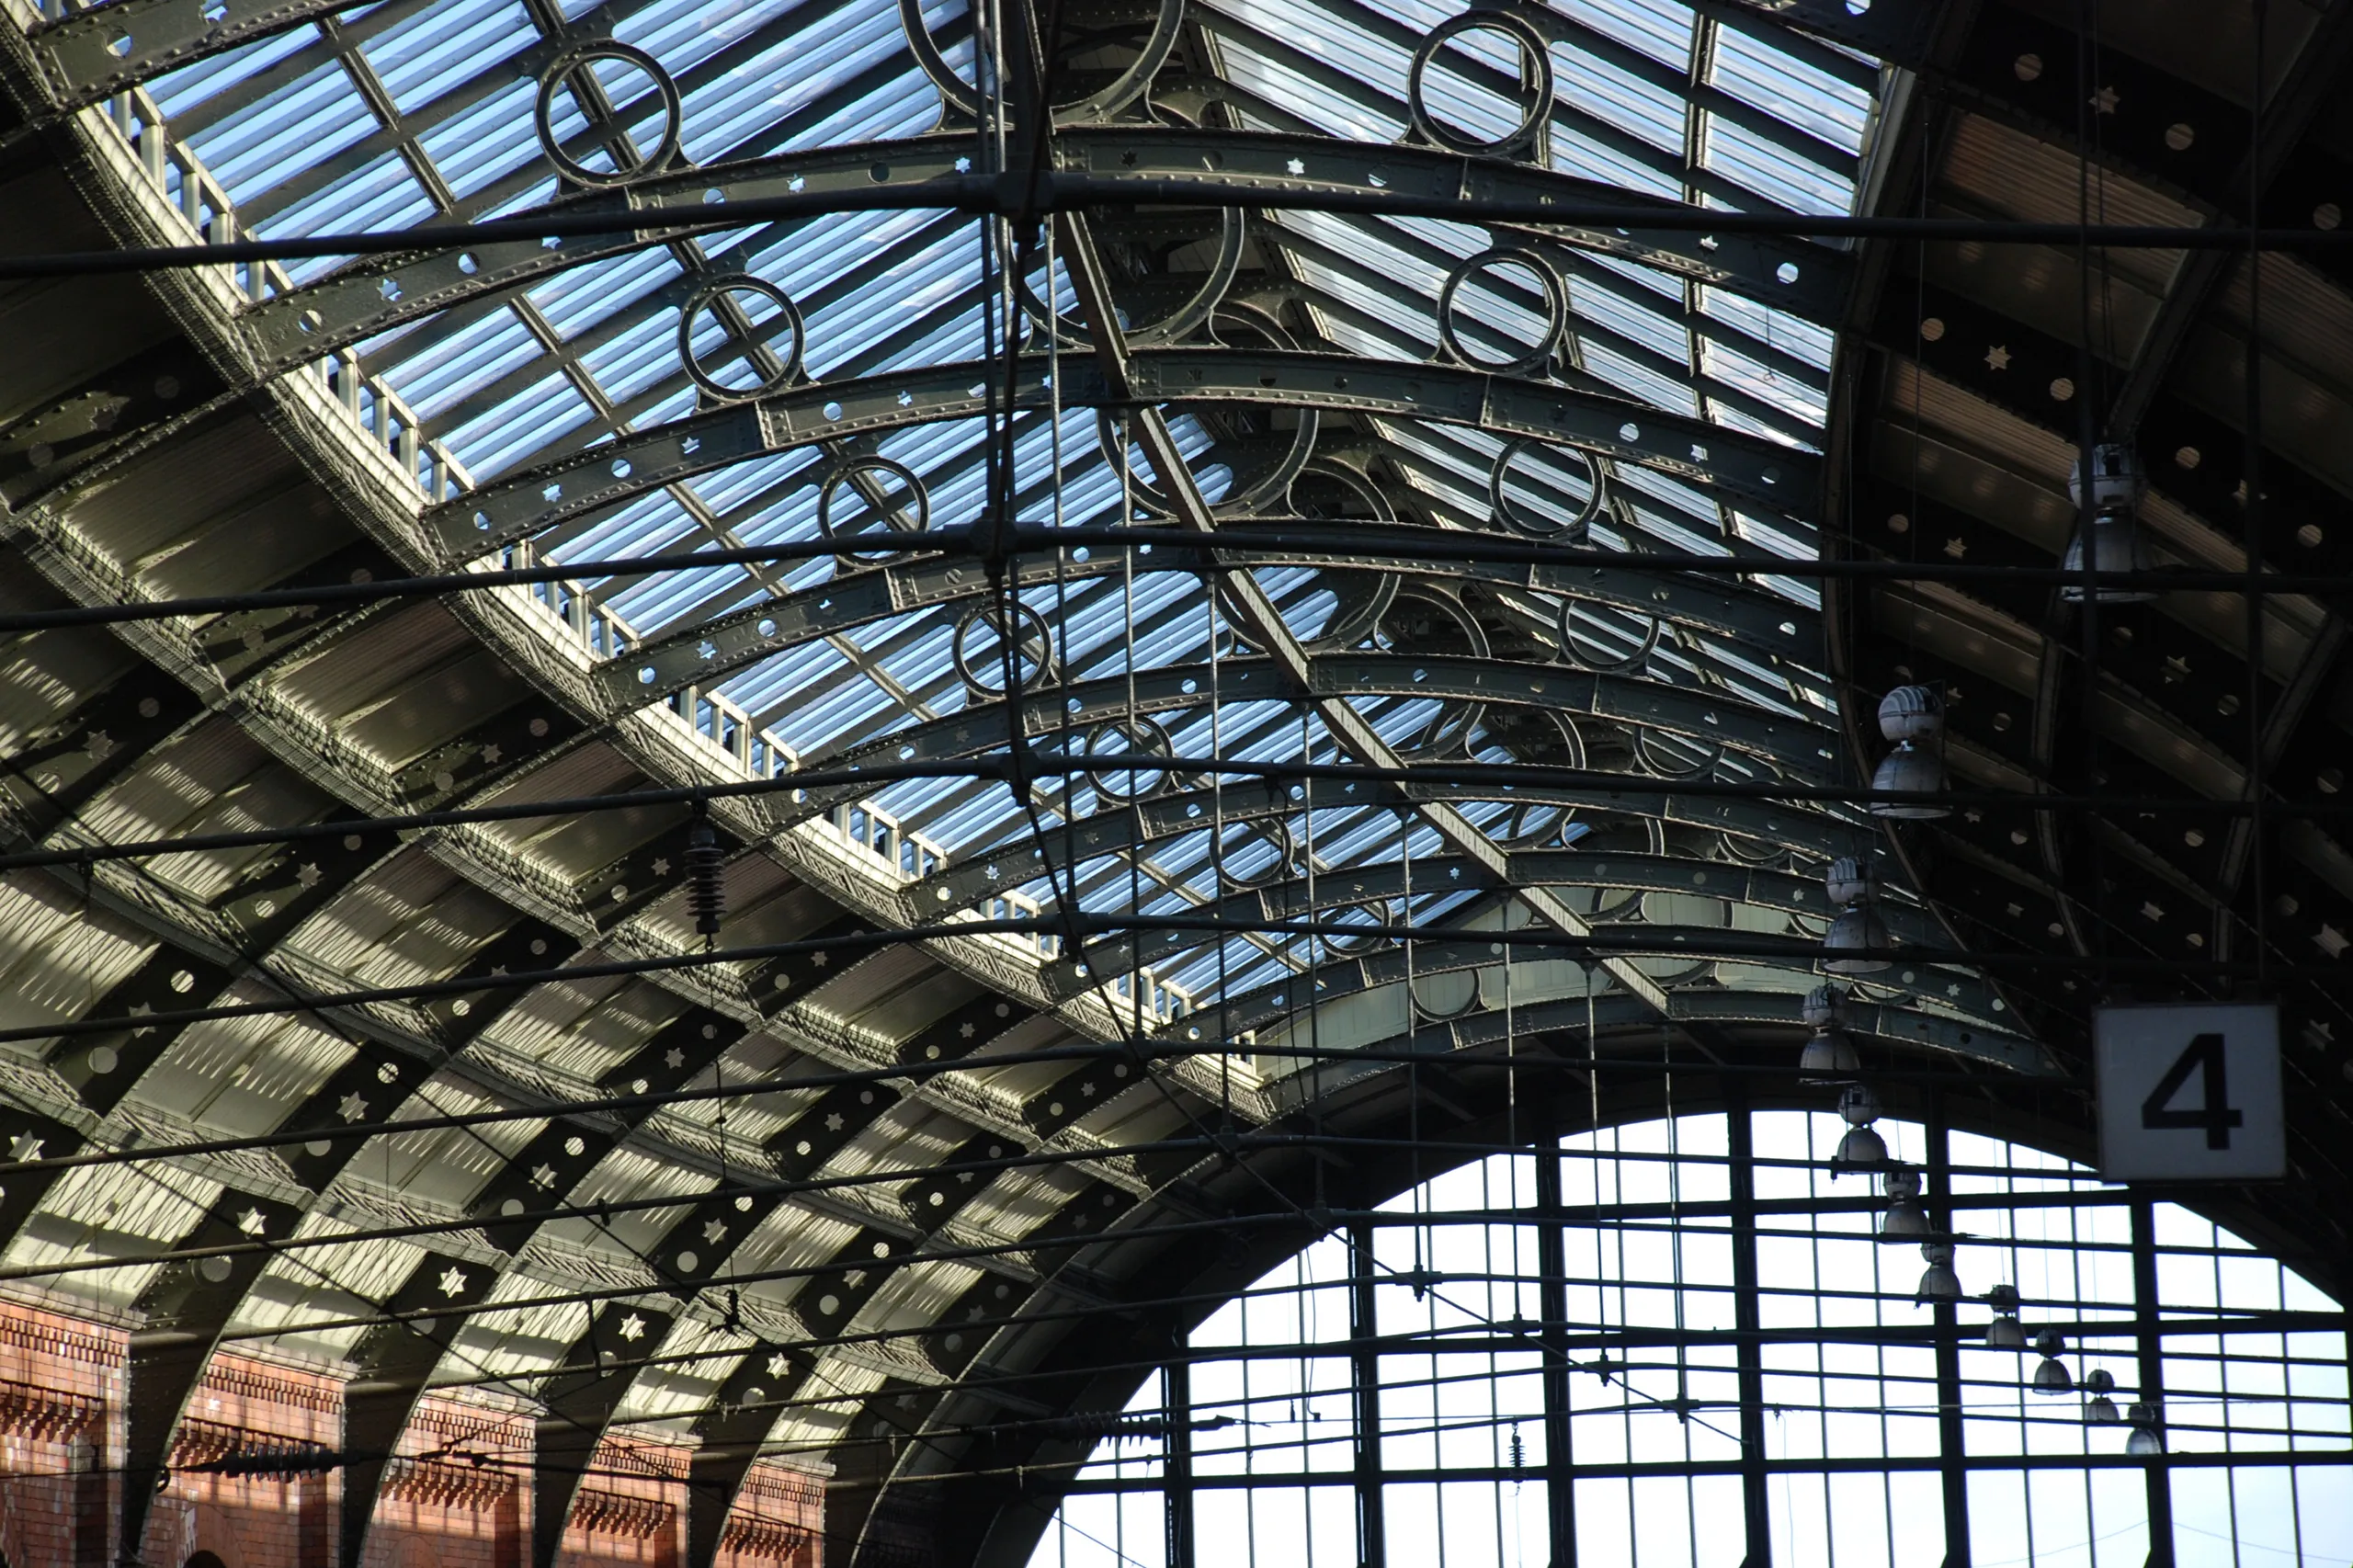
[2095,1003,2284,1182]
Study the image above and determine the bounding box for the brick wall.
[0,1302,825,1568]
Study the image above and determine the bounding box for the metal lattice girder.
[767,1083,904,1180]
[119,1187,309,1558]
[1044,848,1929,994]
[0,1104,84,1245]
[427,350,1815,561]
[533,1301,680,1568]
[605,548,1823,724]
[0,339,228,507]
[744,914,876,1015]
[789,1224,913,1341]
[222,126,1852,379]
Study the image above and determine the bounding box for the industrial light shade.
[1870,742,1951,819]
[2034,1328,2066,1358]
[2031,1357,2075,1394]
[2085,1395,2120,1425]
[1884,1165,1922,1201]
[1837,1083,1882,1126]
[2060,507,2159,603]
[2126,1422,2165,1457]
[1985,1315,2027,1349]
[1985,1284,2020,1313]
[1880,1200,1931,1240]
[1832,1126,1890,1171]
[1878,685,1945,744]
[2083,1369,2116,1394]
[2069,442,2148,511]
[1824,903,1892,974]
[1800,1029,1860,1079]
[1825,856,1876,907]
[1915,1262,1962,1304]
[1802,983,1844,1028]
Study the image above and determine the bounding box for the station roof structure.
[0,0,2347,1563]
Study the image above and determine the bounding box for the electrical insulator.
[1509,1426,1525,1470]
[686,817,726,939]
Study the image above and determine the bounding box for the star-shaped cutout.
[767,1353,792,1377]
[702,1219,729,1244]
[84,731,115,762]
[296,862,322,889]
[530,1163,558,1188]
[664,1047,686,1069]
[652,857,671,877]
[2162,655,2190,683]
[811,951,829,968]
[957,1170,975,1184]
[338,1093,369,1122]
[1079,1081,1097,1097]
[237,1207,267,1236]
[481,744,502,765]
[1943,537,1967,559]
[2092,85,2119,113]
[7,1133,44,1162]
[2317,924,2347,959]
[959,1022,975,1039]
[438,1267,469,1298]
[1984,345,2010,370]
[824,1113,844,1131]
[618,1313,646,1341]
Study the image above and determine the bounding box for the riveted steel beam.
[1054,214,1681,1019]
[532,1301,681,1568]
[119,1187,308,1557]
[685,1346,817,1568]
[426,350,1813,562]
[228,127,1847,380]
[1047,849,1934,996]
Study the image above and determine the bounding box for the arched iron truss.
[0,2,2347,1568]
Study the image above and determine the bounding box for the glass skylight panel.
[1708,23,1872,156]
[183,55,381,208]
[1577,339,1700,417]
[1207,31,1407,143]
[147,27,324,119]
[362,0,536,115]
[1702,111,1857,215]
[440,369,601,477]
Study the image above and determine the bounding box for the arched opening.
[1025,1110,2353,1568]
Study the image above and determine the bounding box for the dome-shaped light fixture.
[2031,1356,2075,1394]
[1985,1315,2027,1349]
[1800,1028,1861,1080]
[1985,1284,2020,1313]
[1870,743,1951,819]
[1837,1083,1881,1127]
[2084,1369,2116,1394]
[1884,1165,1921,1200]
[1802,983,1845,1030]
[2124,1404,2163,1455]
[1915,1242,1961,1305]
[2062,444,2158,605]
[2086,1394,2120,1425]
[1824,902,1893,975]
[1831,1125,1890,1172]
[2033,1328,2066,1358]
[1870,686,1951,820]
[1880,1199,1931,1240]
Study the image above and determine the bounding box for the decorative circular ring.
[1097,303,1321,518]
[1436,248,1567,376]
[1324,898,1396,954]
[818,455,929,562]
[1209,814,1300,892]
[535,42,683,188]
[1493,437,1607,540]
[1017,208,1247,349]
[1632,724,1723,782]
[1082,715,1178,803]
[898,0,1183,124]
[952,602,1058,697]
[1555,598,1660,675]
[1406,12,1554,157]
[1217,462,1399,650]
[1407,964,1483,1022]
[1716,828,1788,868]
[1380,589,1490,759]
[676,275,805,403]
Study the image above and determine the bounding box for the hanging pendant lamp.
[1870,686,1951,819]
[2061,444,2158,605]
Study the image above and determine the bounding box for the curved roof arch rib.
[36,2,2341,1568]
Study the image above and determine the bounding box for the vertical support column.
[2130,1199,2175,1568]
[1347,1219,1385,1568]
[1533,1143,1579,1568]
[1724,1085,1772,1568]
[1164,1357,1194,1568]
[1926,1094,1971,1568]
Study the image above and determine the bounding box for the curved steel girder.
[768,653,1825,827]
[606,539,1822,715]
[427,351,1814,562]
[119,1186,309,1557]
[533,1301,680,1568]
[906,776,1852,916]
[1045,848,1940,997]
[1135,920,2015,1069]
[232,128,1849,376]
[686,1346,816,1568]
